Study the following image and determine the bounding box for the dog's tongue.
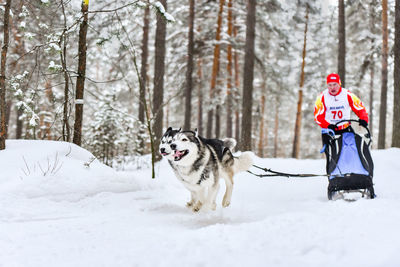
[173,150,184,157]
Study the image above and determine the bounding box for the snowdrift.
[1,140,400,267]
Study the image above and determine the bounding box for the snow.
[1,140,400,267]
[153,1,176,23]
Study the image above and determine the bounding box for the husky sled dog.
[159,127,253,212]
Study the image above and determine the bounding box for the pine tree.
[0,0,12,150]
[393,0,400,147]
[206,0,225,138]
[378,0,389,149]
[153,0,168,161]
[292,3,309,159]
[138,2,150,154]
[240,0,256,151]
[184,0,195,131]
[338,0,346,87]
[73,0,89,146]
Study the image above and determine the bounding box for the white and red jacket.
[314,87,369,130]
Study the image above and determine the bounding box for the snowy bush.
[84,91,143,167]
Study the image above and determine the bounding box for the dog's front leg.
[206,182,220,211]
[192,201,203,212]
[192,188,206,212]
[186,191,196,207]
[222,173,234,207]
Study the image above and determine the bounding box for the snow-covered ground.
[1,140,400,267]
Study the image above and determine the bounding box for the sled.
[323,120,375,200]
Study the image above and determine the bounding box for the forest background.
[0,0,399,168]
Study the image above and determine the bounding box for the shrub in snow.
[84,92,143,167]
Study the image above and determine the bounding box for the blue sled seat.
[330,132,369,178]
[327,131,374,195]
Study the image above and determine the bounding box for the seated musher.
[314,73,374,199]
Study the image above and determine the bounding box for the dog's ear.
[178,127,182,132]
[167,127,172,132]
[194,128,198,137]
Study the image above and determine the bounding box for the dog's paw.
[222,199,231,208]
[193,207,200,212]
[192,201,202,212]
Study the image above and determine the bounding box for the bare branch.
[88,1,142,14]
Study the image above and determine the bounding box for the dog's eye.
[182,138,188,142]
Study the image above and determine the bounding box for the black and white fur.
[159,127,253,212]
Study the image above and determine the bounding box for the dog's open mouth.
[173,150,189,161]
[161,152,169,156]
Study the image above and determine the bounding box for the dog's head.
[159,127,181,160]
[169,130,200,166]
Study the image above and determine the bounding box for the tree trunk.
[61,36,71,142]
[258,81,266,157]
[369,63,375,137]
[197,57,203,136]
[378,0,388,149]
[5,100,11,138]
[274,97,279,158]
[240,0,256,151]
[73,0,89,146]
[234,24,240,142]
[338,0,346,87]
[226,0,233,137]
[0,0,12,150]
[11,1,25,139]
[60,0,71,142]
[206,0,225,138]
[165,102,169,130]
[368,0,377,141]
[393,0,400,147]
[184,0,195,131]
[215,105,220,138]
[16,108,23,139]
[215,76,223,138]
[138,3,150,154]
[292,4,308,159]
[153,0,168,161]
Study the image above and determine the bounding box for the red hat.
[326,73,341,85]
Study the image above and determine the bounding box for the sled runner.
[322,119,375,200]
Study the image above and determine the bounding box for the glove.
[359,119,368,127]
[327,124,336,131]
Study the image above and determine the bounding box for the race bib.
[323,89,352,126]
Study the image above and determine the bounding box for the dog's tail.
[233,151,253,174]
[223,138,237,150]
